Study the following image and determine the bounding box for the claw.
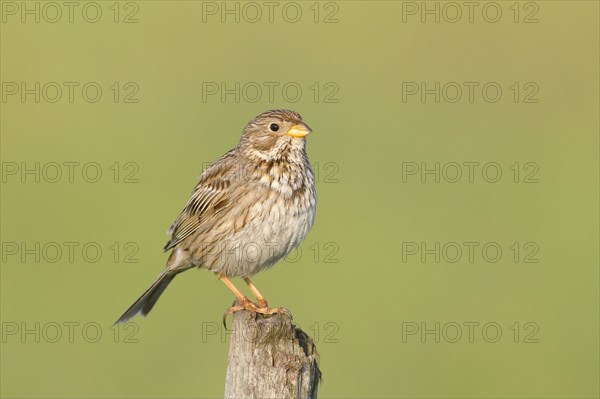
[223,303,244,329]
[222,297,259,329]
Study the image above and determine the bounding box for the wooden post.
[224,310,321,398]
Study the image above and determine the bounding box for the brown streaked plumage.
[116,109,316,324]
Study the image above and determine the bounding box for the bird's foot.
[222,298,292,328]
[253,305,292,320]
[245,296,291,318]
[222,297,259,328]
[257,299,268,308]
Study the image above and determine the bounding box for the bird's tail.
[115,270,176,324]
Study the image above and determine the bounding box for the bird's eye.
[269,123,280,132]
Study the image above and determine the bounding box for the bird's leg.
[243,277,268,308]
[216,273,292,327]
[216,273,250,304]
[216,273,259,327]
[243,277,292,319]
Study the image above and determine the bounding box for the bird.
[115,109,316,324]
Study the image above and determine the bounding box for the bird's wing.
[163,150,237,251]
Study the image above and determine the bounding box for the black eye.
[269,123,280,132]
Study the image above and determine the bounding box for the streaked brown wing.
[163,150,236,251]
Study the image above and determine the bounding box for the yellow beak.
[285,123,312,138]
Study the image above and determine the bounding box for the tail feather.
[115,270,176,324]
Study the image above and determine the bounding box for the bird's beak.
[285,123,312,138]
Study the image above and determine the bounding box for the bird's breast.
[189,158,316,278]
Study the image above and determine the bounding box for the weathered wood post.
[224,310,321,398]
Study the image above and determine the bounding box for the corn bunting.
[116,109,316,324]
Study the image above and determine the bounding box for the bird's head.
[238,109,312,161]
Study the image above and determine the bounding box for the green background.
[1,1,598,398]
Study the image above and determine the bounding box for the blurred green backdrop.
[1,1,598,398]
